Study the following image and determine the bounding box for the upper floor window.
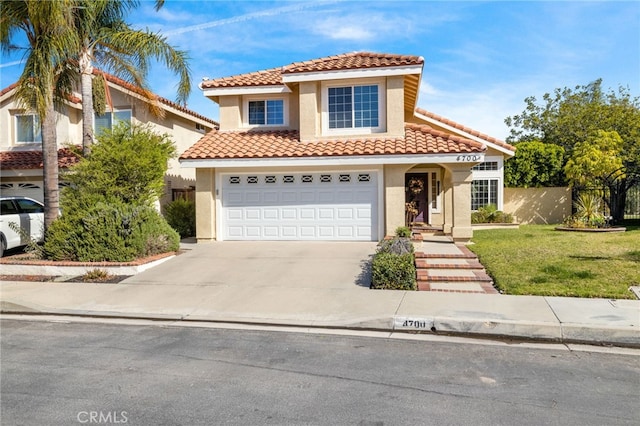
[328,84,379,129]
[94,110,132,136]
[247,99,284,126]
[16,114,42,143]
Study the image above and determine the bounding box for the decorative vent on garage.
[0,183,13,189]
[229,176,240,184]
[59,182,71,188]
[339,174,351,183]
[283,175,295,183]
[247,176,258,184]
[265,176,276,184]
[358,174,370,182]
[18,183,40,189]
[320,174,332,183]
[301,175,313,183]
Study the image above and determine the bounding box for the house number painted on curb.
[394,317,432,330]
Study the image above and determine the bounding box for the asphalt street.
[2,318,639,425]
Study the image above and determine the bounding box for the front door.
[406,173,428,224]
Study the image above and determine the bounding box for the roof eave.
[179,151,485,169]
[414,110,515,157]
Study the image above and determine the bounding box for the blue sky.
[1,0,638,140]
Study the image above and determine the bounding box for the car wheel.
[0,236,5,258]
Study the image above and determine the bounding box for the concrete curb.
[2,303,637,348]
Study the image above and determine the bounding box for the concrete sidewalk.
[1,279,638,347]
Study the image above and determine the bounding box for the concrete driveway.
[122,241,378,290]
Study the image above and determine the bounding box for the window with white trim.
[248,100,284,125]
[16,114,42,143]
[244,97,287,127]
[322,79,385,135]
[471,156,504,210]
[471,179,499,210]
[94,110,132,135]
[328,84,379,129]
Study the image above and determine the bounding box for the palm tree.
[1,0,79,230]
[72,0,191,154]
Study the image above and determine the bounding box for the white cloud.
[311,18,374,41]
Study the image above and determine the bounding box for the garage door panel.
[282,208,297,220]
[263,192,279,203]
[263,227,279,237]
[299,208,315,220]
[244,208,261,220]
[263,208,279,220]
[222,172,377,241]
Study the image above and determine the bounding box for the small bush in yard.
[371,252,416,290]
[163,198,196,238]
[44,201,179,262]
[82,269,112,282]
[471,204,513,224]
[395,226,412,238]
[371,236,416,290]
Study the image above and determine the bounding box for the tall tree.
[71,0,191,154]
[0,0,79,230]
[504,141,565,188]
[505,80,640,221]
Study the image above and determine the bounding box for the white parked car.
[0,196,45,257]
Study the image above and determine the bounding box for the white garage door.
[221,171,378,241]
[0,182,43,203]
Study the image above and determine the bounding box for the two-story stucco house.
[180,52,515,242]
[0,72,218,204]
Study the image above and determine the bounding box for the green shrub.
[371,252,416,290]
[44,201,179,262]
[564,193,607,228]
[163,198,196,238]
[471,204,514,224]
[395,226,411,238]
[82,269,112,282]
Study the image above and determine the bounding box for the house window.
[431,172,440,210]
[16,114,42,143]
[471,179,499,210]
[248,100,284,125]
[472,161,499,171]
[328,85,379,129]
[94,110,132,135]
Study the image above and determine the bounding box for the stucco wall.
[504,187,571,224]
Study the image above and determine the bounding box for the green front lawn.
[468,223,640,299]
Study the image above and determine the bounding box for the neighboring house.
[180,52,515,242]
[0,72,218,205]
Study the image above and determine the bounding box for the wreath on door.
[405,177,424,225]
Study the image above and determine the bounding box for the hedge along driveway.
[468,225,640,299]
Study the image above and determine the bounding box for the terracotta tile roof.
[415,107,515,152]
[200,52,423,89]
[98,72,218,127]
[0,82,81,104]
[201,67,283,89]
[0,82,18,97]
[180,123,484,161]
[0,148,80,170]
[1,74,218,128]
[283,52,423,74]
